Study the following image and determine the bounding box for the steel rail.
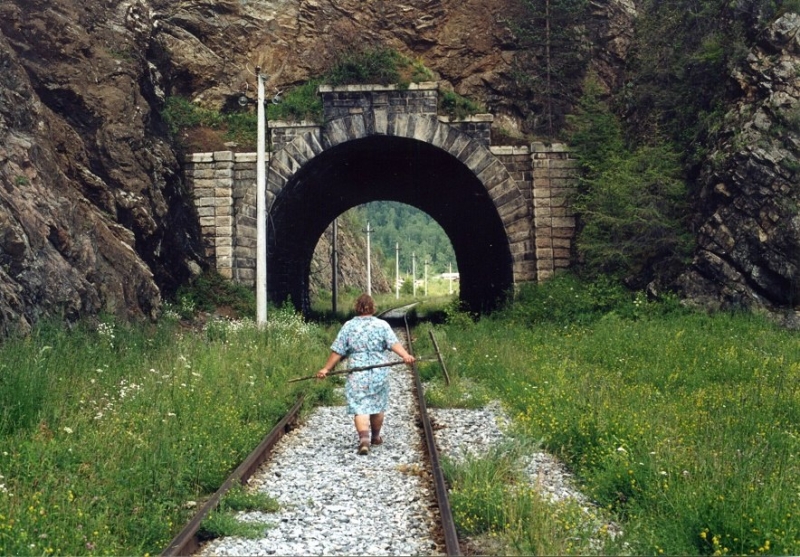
[403,314,462,556]
[160,396,305,557]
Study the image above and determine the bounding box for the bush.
[326,47,404,86]
[439,90,484,120]
[172,271,255,319]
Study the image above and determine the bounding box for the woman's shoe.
[371,436,383,446]
[358,441,370,455]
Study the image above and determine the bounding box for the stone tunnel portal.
[268,135,514,313]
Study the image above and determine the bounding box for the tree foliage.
[623,0,797,167]
[568,75,694,286]
[512,0,591,137]
[352,201,456,279]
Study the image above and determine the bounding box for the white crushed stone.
[198,360,611,556]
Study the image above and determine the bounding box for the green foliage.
[162,97,223,136]
[198,511,269,540]
[267,79,324,123]
[511,0,591,137]
[161,96,256,146]
[443,442,605,554]
[197,483,278,540]
[622,0,771,165]
[438,90,484,120]
[172,270,255,319]
[326,47,404,87]
[400,277,414,295]
[358,201,457,278]
[568,75,694,285]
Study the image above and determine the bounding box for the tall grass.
[0,309,334,555]
[421,275,800,555]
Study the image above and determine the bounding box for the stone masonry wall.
[531,142,579,280]
[490,146,536,282]
[185,86,579,291]
[319,83,439,121]
[186,151,263,287]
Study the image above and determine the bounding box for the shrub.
[439,90,484,120]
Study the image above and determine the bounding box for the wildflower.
[617,447,627,454]
[63,427,73,434]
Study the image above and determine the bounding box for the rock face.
[0,0,205,335]
[677,13,800,314]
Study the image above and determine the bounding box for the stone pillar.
[186,151,235,280]
[490,145,536,283]
[531,143,579,281]
[232,153,258,287]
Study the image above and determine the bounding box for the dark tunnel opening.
[268,135,515,314]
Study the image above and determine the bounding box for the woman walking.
[316,294,415,455]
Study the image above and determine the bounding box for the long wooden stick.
[429,330,451,386]
[287,358,434,383]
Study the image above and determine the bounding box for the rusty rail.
[160,396,305,557]
[404,315,461,556]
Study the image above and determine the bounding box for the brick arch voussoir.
[268,114,529,223]
[266,130,324,211]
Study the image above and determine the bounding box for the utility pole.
[395,243,400,299]
[331,218,338,315]
[424,258,429,297]
[449,262,453,295]
[256,68,268,327]
[364,221,372,296]
[412,252,417,297]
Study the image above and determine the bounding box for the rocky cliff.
[0,0,797,333]
[677,13,800,317]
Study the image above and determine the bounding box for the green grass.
[3,272,798,555]
[419,275,800,555]
[0,309,334,555]
[197,484,278,541]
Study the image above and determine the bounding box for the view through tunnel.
[267,135,515,313]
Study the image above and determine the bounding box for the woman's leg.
[354,414,370,453]
[369,412,384,444]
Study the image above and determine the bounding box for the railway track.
[162,306,460,556]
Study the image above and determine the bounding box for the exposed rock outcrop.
[677,13,800,314]
[0,0,205,335]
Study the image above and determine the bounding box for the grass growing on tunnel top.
[419,274,800,555]
[0,307,334,555]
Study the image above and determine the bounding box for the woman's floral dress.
[330,315,400,415]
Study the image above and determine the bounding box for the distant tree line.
[347,202,457,281]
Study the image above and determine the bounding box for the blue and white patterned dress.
[330,315,400,415]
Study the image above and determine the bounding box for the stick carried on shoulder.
[287,359,434,383]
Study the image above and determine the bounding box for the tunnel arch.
[265,114,531,313]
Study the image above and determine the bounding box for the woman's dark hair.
[354,294,375,316]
